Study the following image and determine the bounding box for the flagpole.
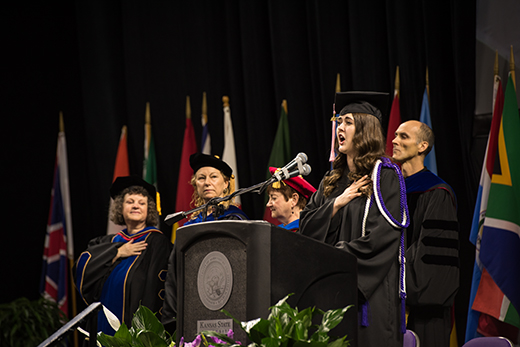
[510,45,516,90]
[395,66,400,98]
[61,112,79,347]
[426,66,430,104]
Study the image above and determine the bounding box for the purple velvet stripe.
[378,157,408,334]
[360,301,370,327]
[376,157,410,228]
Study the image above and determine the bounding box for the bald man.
[392,121,459,347]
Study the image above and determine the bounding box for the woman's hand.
[113,239,148,263]
[332,175,370,217]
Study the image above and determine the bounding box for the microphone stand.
[163,176,278,226]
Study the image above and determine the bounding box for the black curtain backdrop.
[3,1,477,344]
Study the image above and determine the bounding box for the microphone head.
[297,152,308,163]
[301,164,311,176]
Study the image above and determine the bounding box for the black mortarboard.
[334,91,390,124]
[189,153,233,178]
[110,175,157,201]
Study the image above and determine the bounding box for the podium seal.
[197,251,233,311]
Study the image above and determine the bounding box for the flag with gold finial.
[466,46,520,343]
[329,73,341,164]
[386,66,401,157]
[419,67,438,175]
[107,126,130,234]
[143,102,161,215]
[201,92,211,155]
[222,96,241,206]
[172,96,197,243]
[40,112,74,318]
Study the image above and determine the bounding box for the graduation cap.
[190,153,233,178]
[334,91,389,124]
[269,167,316,199]
[110,175,157,202]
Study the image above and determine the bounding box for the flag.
[386,66,401,156]
[465,68,504,342]
[40,119,73,316]
[222,96,241,206]
[201,92,211,155]
[478,73,520,327]
[143,102,161,215]
[419,87,438,175]
[263,100,291,224]
[173,96,197,243]
[107,126,130,234]
[329,74,341,164]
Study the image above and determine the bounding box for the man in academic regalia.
[392,120,459,347]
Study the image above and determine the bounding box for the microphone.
[273,162,311,182]
[273,153,308,181]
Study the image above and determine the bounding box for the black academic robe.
[75,227,172,336]
[405,169,459,347]
[299,167,404,347]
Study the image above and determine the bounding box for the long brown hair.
[323,113,386,197]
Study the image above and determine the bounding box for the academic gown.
[278,219,299,232]
[404,169,459,347]
[161,206,249,331]
[75,227,172,336]
[299,167,404,347]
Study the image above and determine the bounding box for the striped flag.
[173,96,197,242]
[263,100,291,224]
[143,102,161,214]
[419,87,438,175]
[222,96,241,206]
[465,70,504,342]
[40,125,73,316]
[478,73,520,328]
[201,92,211,155]
[107,126,130,234]
[386,67,401,156]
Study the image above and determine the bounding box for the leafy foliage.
[201,294,352,347]
[0,296,68,347]
[97,305,174,347]
[96,295,352,347]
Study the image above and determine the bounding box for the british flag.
[40,131,73,316]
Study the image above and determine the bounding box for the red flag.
[107,126,130,234]
[172,97,198,242]
[385,67,401,156]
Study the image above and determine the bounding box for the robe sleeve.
[299,175,342,245]
[126,232,172,322]
[335,168,402,301]
[405,187,459,306]
[74,235,122,304]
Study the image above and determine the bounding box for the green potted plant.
[98,294,352,347]
[201,294,352,347]
[0,296,68,347]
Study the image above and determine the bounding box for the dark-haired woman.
[75,176,171,336]
[299,92,409,347]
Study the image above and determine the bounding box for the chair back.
[462,336,513,347]
[404,329,420,347]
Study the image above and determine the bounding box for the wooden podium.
[175,220,358,346]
